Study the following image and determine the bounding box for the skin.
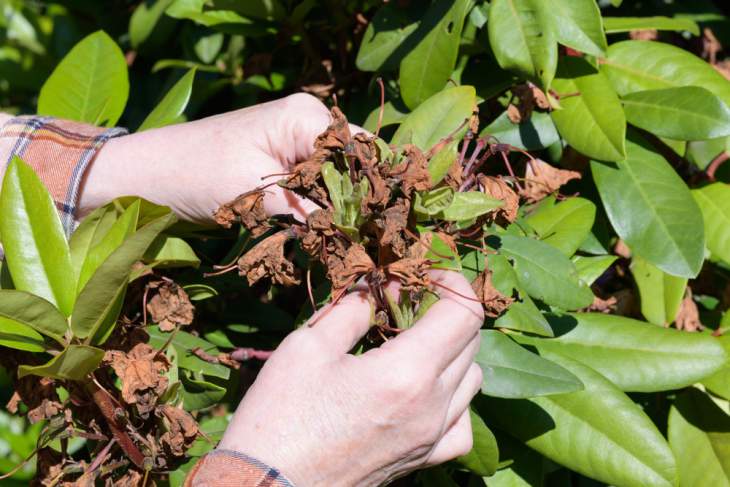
[0,94,484,485]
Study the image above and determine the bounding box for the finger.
[426,409,473,465]
[444,363,482,427]
[440,334,480,392]
[306,285,373,354]
[389,270,484,371]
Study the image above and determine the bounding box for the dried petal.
[237,231,300,286]
[315,107,352,151]
[105,343,170,418]
[472,269,513,318]
[157,405,199,457]
[380,198,410,258]
[329,243,375,290]
[521,159,581,202]
[387,258,430,291]
[391,145,432,195]
[676,291,703,331]
[214,191,270,237]
[479,175,519,223]
[146,281,194,332]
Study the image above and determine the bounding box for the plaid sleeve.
[184,450,295,487]
[0,115,127,236]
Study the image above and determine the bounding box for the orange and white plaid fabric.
[0,115,127,235]
[184,450,295,487]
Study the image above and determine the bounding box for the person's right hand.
[217,270,484,486]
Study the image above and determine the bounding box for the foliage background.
[3,0,730,486]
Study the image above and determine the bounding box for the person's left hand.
[79,93,362,223]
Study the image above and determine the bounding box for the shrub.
[1,1,730,485]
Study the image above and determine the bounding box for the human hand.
[79,93,362,223]
[217,270,484,486]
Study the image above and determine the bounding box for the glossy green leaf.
[38,31,129,126]
[181,372,227,411]
[77,200,140,293]
[602,40,730,108]
[0,317,46,352]
[622,87,730,140]
[72,211,176,341]
[592,137,705,278]
[603,16,700,35]
[693,182,730,266]
[476,330,583,398]
[193,32,223,63]
[702,335,730,400]
[399,0,470,108]
[355,3,419,72]
[425,232,461,271]
[669,388,730,487]
[69,205,118,284]
[144,236,200,268]
[455,409,499,477]
[550,57,626,161]
[544,0,607,57]
[392,85,476,151]
[483,354,678,487]
[495,291,554,337]
[573,255,617,285]
[148,326,230,379]
[499,235,594,310]
[630,255,686,326]
[363,101,409,133]
[18,345,105,381]
[440,192,502,222]
[0,157,75,316]
[513,313,727,392]
[0,290,68,344]
[486,433,546,487]
[428,140,458,186]
[526,197,596,256]
[480,110,559,151]
[138,68,196,131]
[129,0,174,48]
[487,0,557,89]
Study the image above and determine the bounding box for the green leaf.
[428,140,458,186]
[455,409,499,477]
[480,110,559,151]
[181,371,228,411]
[399,0,470,109]
[355,3,419,72]
[476,330,583,398]
[77,200,140,293]
[138,68,196,131]
[18,345,105,381]
[0,290,68,344]
[702,335,730,400]
[544,0,607,57]
[363,101,409,133]
[481,354,678,487]
[603,17,700,36]
[602,40,730,108]
[70,205,118,283]
[38,31,129,126]
[622,87,730,140]
[630,255,686,326]
[0,317,46,352]
[148,326,230,379]
[669,388,730,487]
[550,57,626,161]
[572,255,617,285]
[425,232,461,271]
[392,85,476,151]
[498,235,594,310]
[526,197,596,256]
[592,137,705,278]
[487,0,557,89]
[72,211,176,341]
[513,313,727,392]
[693,182,730,266]
[0,157,75,316]
[193,32,224,63]
[440,192,502,222]
[129,0,174,48]
[495,291,554,337]
[144,236,200,268]
[487,434,546,487]
[321,161,344,214]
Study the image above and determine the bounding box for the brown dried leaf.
[521,159,581,202]
[157,405,199,457]
[237,231,300,286]
[479,175,519,223]
[214,192,270,237]
[146,281,194,332]
[472,269,514,317]
[105,343,169,418]
[109,471,143,487]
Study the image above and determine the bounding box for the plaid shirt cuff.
[0,115,127,236]
[184,450,295,487]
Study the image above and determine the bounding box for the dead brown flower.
[237,231,300,286]
[105,343,170,418]
[146,281,194,332]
